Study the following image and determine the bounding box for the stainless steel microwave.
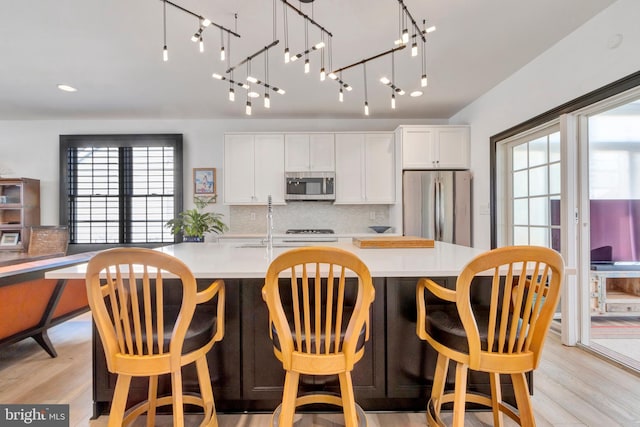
[285,172,335,201]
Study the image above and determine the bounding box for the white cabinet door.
[284,134,310,172]
[365,133,395,203]
[224,134,255,204]
[335,133,365,203]
[402,128,436,169]
[254,134,285,204]
[224,134,285,205]
[436,127,469,169]
[308,134,335,171]
[335,133,395,204]
[400,126,469,169]
[285,133,335,171]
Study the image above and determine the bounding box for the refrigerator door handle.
[434,178,440,240]
[438,180,445,241]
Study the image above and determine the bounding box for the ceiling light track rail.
[330,44,406,75]
[225,40,280,74]
[280,0,333,37]
[162,0,241,38]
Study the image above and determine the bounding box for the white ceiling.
[0,0,617,120]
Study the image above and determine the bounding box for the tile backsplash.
[229,202,392,234]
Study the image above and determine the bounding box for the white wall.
[0,118,438,227]
[450,0,640,249]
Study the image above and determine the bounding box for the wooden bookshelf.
[0,178,40,252]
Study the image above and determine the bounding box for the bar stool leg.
[147,375,158,427]
[109,375,132,427]
[279,371,300,427]
[339,372,359,427]
[171,370,185,427]
[196,356,217,426]
[451,363,468,427]
[512,372,536,427]
[430,353,449,415]
[490,372,504,427]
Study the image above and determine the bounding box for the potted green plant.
[165,196,228,242]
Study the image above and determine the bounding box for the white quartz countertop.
[45,241,485,280]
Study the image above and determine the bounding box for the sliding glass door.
[580,96,640,369]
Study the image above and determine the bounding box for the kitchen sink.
[236,243,310,249]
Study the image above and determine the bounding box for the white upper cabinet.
[334,133,395,204]
[224,134,285,205]
[285,133,335,172]
[399,126,470,169]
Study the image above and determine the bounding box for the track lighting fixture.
[161,0,239,76]
[363,63,369,116]
[191,26,203,43]
[159,0,435,116]
[162,1,169,61]
[219,30,226,61]
[212,40,286,113]
[281,0,332,82]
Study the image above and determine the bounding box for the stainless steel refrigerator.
[403,170,472,246]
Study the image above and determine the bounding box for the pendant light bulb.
[402,29,409,44]
[245,101,252,115]
[391,94,396,109]
[220,46,225,61]
[364,101,369,116]
[339,88,344,102]
[284,48,290,63]
[304,59,310,74]
[163,46,168,62]
[320,68,326,81]
[199,37,204,53]
[411,42,418,57]
[421,75,428,87]
[228,88,235,102]
[264,93,271,109]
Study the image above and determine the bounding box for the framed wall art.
[193,168,216,196]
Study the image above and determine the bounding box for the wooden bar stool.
[416,246,564,426]
[262,246,375,427]
[85,247,225,427]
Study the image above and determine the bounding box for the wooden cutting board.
[352,236,435,248]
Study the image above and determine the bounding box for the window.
[60,134,183,245]
[496,124,561,251]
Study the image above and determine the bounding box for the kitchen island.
[46,241,527,416]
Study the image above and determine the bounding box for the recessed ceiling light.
[57,84,77,92]
[247,91,260,98]
[410,90,423,97]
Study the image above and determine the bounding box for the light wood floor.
[2,313,640,427]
